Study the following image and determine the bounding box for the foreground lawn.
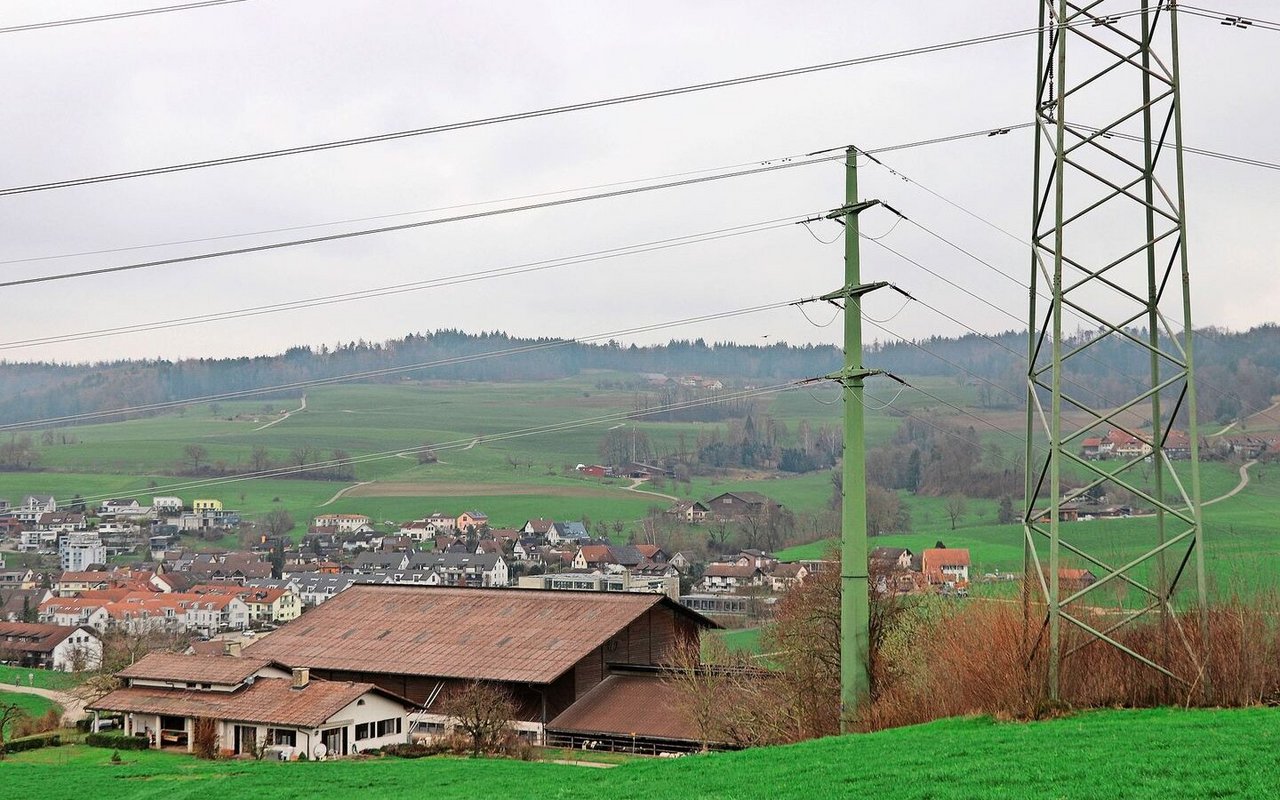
[2,708,1276,798]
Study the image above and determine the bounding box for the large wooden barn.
[244,585,716,741]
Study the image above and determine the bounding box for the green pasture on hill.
[0,691,59,739]
[2,708,1277,798]
[0,666,82,692]
[9,378,1280,566]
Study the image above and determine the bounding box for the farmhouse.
[243,585,717,741]
[921,548,971,588]
[92,653,412,757]
[705,491,781,519]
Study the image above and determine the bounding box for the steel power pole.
[1025,0,1206,699]
[834,147,882,731]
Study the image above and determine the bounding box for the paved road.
[318,480,373,507]
[623,478,677,502]
[2,683,86,726]
[253,394,307,431]
[1203,460,1256,507]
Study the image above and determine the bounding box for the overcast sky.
[1,0,1275,365]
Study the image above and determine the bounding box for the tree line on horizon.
[1,324,1277,427]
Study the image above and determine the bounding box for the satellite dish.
[312,742,327,760]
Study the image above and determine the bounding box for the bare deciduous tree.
[944,494,969,530]
[182,443,209,472]
[439,680,517,758]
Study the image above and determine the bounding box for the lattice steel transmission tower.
[1024,0,1208,699]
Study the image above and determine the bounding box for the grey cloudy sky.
[1,0,1275,365]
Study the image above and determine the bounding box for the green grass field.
[2,707,1276,798]
[0,666,81,692]
[0,691,59,739]
[9,377,1280,582]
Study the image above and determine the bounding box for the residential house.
[1080,437,1108,460]
[921,548,971,589]
[425,512,456,533]
[0,587,50,623]
[455,510,489,533]
[39,597,112,631]
[668,552,697,573]
[547,521,590,545]
[407,552,508,587]
[16,495,57,524]
[35,512,87,533]
[870,547,914,573]
[54,571,111,597]
[665,500,710,524]
[192,499,223,513]
[767,563,809,592]
[351,552,410,573]
[735,549,779,571]
[99,498,144,518]
[1059,568,1098,590]
[572,545,645,573]
[152,496,184,515]
[313,514,373,534]
[93,653,412,757]
[0,622,101,671]
[700,563,765,592]
[512,538,541,563]
[633,544,669,563]
[521,518,555,537]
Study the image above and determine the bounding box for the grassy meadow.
[0,691,58,739]
[5,373,1279,595]
[2,707,1277,798]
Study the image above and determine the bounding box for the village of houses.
[0,429,1207,757]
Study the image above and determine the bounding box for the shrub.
[86,733,149,750]
[2,734,61,754]
[380,741,445,759]
[192,717,219,760]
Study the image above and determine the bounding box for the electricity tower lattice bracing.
[1023,0,1207,699]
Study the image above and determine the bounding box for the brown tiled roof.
[704,563,760,579]
[93,677,405,727]
[0,622,81,653]
[245,585,714,684]
[118,653,275,684]
[547,671,701,742]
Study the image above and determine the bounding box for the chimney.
[224,640,242,658]
[292,667,310,690]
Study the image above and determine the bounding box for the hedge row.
[85,733,149,751]
[3,733,62,754]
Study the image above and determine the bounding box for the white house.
[699,563,764,592]
[93,654,413,757]
[153,496,184,515]
[312,514,373,534]
[0,622,102,671]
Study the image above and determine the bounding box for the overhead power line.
[0,215,806,351]
[0,124,1027,291]
[0,12,1151,197]
[1178,4,1280,33]
[0,1,247,34]
[0,158,839,289]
